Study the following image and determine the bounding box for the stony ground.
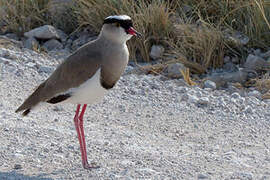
[0,41,270,180]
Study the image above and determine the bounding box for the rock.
[230,172,253,180]
[224,29,249,46]
[223,62,238,72]
[204,80,216,90]
[223,70,248,84]
[209,70,248,88]
[261,50,270,59]
[231,92,241,99]
[26,62,37,69]
[65,39,73,49]
[224,56,230,63]
[5,33,19,41]
[227,83,243,95]
[247,71,257,79]
[150,45,164,60]
[23,37,39,50]
[14,164,22,170]
[231,56,239,64]
[248,90,261,99]
[24,25,60,40]
[244,54,269,72]
[244,106,253,113]
[254,49,262,56]
[197,97,210,106]
[56,29,68,43]
[187,94,199,104]
[166,63,185,78]
[197,173,209,179]
[42,39,63,51]
[181,93,189,101]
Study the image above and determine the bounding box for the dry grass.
[0,0,77,35]
[180,68,197,86]
[178,0,270,48]
[0,0,50,35]
[244,73,270,98]
[170,24,225,74]
[254,73,270,93]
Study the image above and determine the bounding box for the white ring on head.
[105,15,131,21]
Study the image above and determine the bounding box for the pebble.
[244,106,253,113]
[150,45,164,59]
[197,97,210,106]
[231,92,241,99]
[197,173,209,179]
[188,94,199,104]
[166,63,185,78]
[14,164,22,170]
[25,62,37,68]
[231,172,253,180]
[204,80,216,90]
[248,90,261,99]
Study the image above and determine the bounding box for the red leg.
[75,104,100,169]
[79,104,88,166]
[73,104,86,163]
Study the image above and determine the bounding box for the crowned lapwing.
[16,15,141,169]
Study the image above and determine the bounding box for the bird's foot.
[83,161,100,170]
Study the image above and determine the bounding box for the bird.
[15,15,141,169]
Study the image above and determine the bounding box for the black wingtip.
[22,109,30,116]
[47,94,71,104]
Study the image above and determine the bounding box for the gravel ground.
[0,44,270,179]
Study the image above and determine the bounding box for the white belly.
[64,68,108,104]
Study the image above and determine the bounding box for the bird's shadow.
[0,171,53,180]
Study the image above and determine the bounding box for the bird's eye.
[115,22,120,27]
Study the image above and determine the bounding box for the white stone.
[197,97,210,105]
[248,90,261,99]
[231,92,241,99]
[204,80,216,90]
[24,25,60,40]
[43,39,63,51]
[23,37,39,50]
[167,63,185,78]
[244,54,268,72]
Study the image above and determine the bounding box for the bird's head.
[101,15,141,43]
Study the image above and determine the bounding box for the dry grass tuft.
[180,68,197,86]
[178,0,270,48]
[262,91,270,99]
[254,73,270,93]
[0,0,50,35]
[169,24,224,74]
[0,0,77,35]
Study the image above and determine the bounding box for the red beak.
[126,27,142,37]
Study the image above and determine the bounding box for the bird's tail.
[15,82,46,116]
